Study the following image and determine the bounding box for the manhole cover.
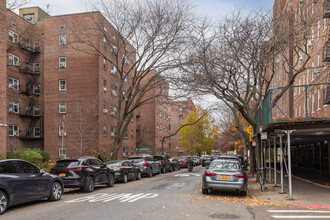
[209,213,240,219]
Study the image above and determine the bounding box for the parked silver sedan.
[202,159,247,196]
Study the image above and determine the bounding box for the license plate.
[220,175,229,179]
[59,173,66,177]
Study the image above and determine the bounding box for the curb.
[292,175,330,189]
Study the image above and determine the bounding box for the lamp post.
[0,123,8,158]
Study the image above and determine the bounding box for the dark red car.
[178,159,188,168]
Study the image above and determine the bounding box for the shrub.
[39,150,50,163]
[23,149,43,167]
[6,149,24,159]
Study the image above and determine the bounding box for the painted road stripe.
[291,202,330,209]
[268,210,330,213]
[271,216,330,219]
[65,193,159,203]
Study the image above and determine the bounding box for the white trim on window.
[59,102,66,113]
[59,80,66,91]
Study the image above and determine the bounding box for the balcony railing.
[255,83,330,133]
[324,0,330,18]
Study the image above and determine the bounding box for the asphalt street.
[3,166,329,220]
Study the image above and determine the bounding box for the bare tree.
[68,99,98,157]
[67,0,193,159]
[175,4,321,175]
[7,0,30,10]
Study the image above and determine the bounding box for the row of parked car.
[0,154,187,215]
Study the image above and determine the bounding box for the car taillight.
[49,167,82,172]
[141,162,148,166]
[49,169,54,173]
[233,174,245,178]
[116,168,122,171]
[205,171,217,176]
[159,161,162,165]
[69,167,83,171]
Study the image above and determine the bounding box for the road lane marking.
[268,210,330,213]
[174,174,201,177]
[65,193,159,203]
[271,216,330,219]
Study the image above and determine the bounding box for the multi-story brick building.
[3,5,137,159]
[169,98,195,157]
[135,71,171,155]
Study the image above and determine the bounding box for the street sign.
[261,132,267,140]
[245,125,252,134]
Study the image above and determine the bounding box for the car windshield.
[53,160,80,168]
[106,162,121,167]
[210,161,240,170]
[128,157,144,163]
[154,156,163,161]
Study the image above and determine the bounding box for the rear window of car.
[107,162,121,167]
[210,161,240,170]
[154,156,164,161]
[54,160,80,168]
[128,157,144,163]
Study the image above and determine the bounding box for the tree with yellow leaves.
[179,105,216,155]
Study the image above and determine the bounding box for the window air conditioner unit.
[9,85,14,89]
[307,40,314,47]
[111,132,116,137]
[9,108,15,112]
[111,111,116,116]
[104,88,107,92]
[13,131,18,136]
[123,152,128,157]
[103,109,108,113]
[299,54,305,60]
[59,64,65,69]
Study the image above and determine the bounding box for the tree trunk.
[255,133,261,181]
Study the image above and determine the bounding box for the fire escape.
[18,42,43,140]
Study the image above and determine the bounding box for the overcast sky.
[17,0,274,18]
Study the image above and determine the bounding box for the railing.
[255,83,330,133]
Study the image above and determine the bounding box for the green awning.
[136,148,151,152]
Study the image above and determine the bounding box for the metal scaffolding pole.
[278,134,285,194]
[273,136,277,186]
[268,139,271,183]
[283,130,294,200]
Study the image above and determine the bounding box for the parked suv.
[153,155,172,173]
[50,156,115,192]
[0,159,63,215]
[128,155,161,177]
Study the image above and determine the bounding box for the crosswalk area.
[268,210,330,219]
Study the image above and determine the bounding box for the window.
[311,61,315,80]
[0,161,19,173]
[9,54,19,66]
[59,103,66,113]
[298,105,301,117]
[16,161,39,173]
[110,43,117,54]
[33,127,40,137]
[159,111,162,118]
[179,106,183,111]
[59,34,66,45]
[123,72,128,82]
[111,64,117,76]
[111,85,118,96]
[59,57,66,68]
[324,18,327,31]
[104,80,107,92]
[33,42,40,52]
[111,127,117,137]
[111,106,117,117]
[103,125,107,136]
[312,94,315,113]
[103,58,107,70]
[8,30,18,43]
[123,147,128,156]
[103,36,107,48]
[33,63,40,73]
[9,125,19,136]
[169,124,171,131]
[103,103,108,114]
[23,14,35,23]
[164,125,166,131]
[34,85,40,95]
[59,80,66,91]
[59,125,66,136]
[179,115,183,121]
[9,78,19,90]
[60,25,65,29]
[33,106,40,116]
[131,130,134,139]
[317,20,320,40]
[124,130,128,138]
[298,79,301,94]
[317,89,320,110]
[123,54,129,65]
[159,123,162,130]
[59,147,66,158]
[9,101,19,113]
[306,69,309,84]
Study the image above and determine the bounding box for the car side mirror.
[101,164,106,168]
[39,169,44,176]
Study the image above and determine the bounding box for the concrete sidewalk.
[248,172,330,209]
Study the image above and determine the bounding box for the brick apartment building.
[3,5,137,159]
[169,98,195,157]
[136,71,171,155]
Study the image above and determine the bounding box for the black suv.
[50,156,115,192]
[153,155,172,173]
[128,155,161,177]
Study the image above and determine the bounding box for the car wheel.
[0,191,8,215]
[161,166,166,173]
[48,181,63,201]
[84,176,95,193]
[122,174,128,183]
[107,173,115,187]
[136,172,142,180]
[240,190,247,196]
[148,168,153,177]
[178,167,181,170]
[169,166,173,172]
[202,188,209,194]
